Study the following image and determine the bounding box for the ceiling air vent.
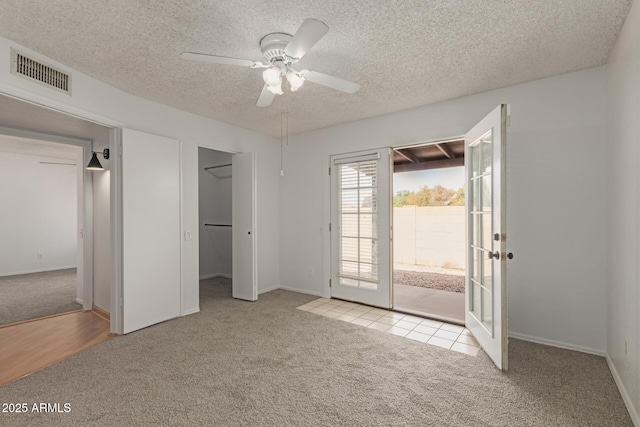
[10,49,71,95]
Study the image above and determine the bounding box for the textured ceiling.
[0,1,632,137]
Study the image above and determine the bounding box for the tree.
[393,190,411,207]
[393,185,465,207]
[450,186,465,206]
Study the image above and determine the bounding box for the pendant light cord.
[280,111,288,177]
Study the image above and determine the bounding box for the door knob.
[507,252,513,259]
[488,251,500,260]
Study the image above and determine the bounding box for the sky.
[393,166,464,193]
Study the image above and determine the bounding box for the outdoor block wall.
[393,205,465,269]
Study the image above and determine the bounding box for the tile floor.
[296,297,480,356]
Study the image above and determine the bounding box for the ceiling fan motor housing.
[260,33,293,64]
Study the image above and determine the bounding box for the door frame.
[323,139,466,301]
[196,144,258,301]
[0,88,123,333]
[390,136,466,323]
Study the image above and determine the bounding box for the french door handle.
[488,251,500,260]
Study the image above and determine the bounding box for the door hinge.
[328,167,331,176]
[329,279,332,288]
[507,115,511,128]
[329,223,331,232]
[119,296,124,307]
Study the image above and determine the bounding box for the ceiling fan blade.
[303,71,360,94]
[256,85,276,107]
[284,18,329,60]
[180,52,258,67]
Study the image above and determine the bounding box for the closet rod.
[204,223,232,227]
[204,163,232,170]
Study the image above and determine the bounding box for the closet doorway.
[198,147,256,302]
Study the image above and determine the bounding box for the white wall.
[605,0,640,423]
[198,147,232,279]
[280,67,608,354]
[0,35,281,316]
[92,130,111,312]
[0,151,78,275]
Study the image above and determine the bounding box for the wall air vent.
[10,49,71,95]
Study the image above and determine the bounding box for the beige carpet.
[0,268,81,325]
[0,277,631,426]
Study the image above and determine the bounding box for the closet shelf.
[204,163,232,178]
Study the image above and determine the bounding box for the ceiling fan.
[180,18,360,107]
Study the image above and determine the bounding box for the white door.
[465,104,510,370]
[330,149,392,308]
[232,152,257,301]
[121,129,181,334]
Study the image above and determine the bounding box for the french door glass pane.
[481,133,493,174]
[472,249,482,282]
[483,253,493,286]
[337,159,380,289]
[471,213,479,247]
[482,175,492,210]
[472,283,482,318]
[482,214,492,250]
[482,287,493,327]
[340,237,358,261]
[471,144,481,177]
[472,177,481,211]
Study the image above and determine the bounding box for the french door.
[330,149,392,308]
[465,104,510,371]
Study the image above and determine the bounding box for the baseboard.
[92,305,110,321]
[199,273,232,280]
[0,266,77,277]
[258,285,280,295]
[508,331,605,356]
[278,285,324,297]
[606,354,640,426]
[182,307,200,316]
[76,298,84,305]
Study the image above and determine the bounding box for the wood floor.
[0,310,112,387]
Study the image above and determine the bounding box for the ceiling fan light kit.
[180,18,360,107]
[262,66,282,86]
[286,71,304,91]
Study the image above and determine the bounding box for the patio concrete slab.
[394,284,465,323]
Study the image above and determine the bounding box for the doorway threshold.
[393,283,465,324]
[393,306,464,327]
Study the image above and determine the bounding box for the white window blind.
[336,158,379,289]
